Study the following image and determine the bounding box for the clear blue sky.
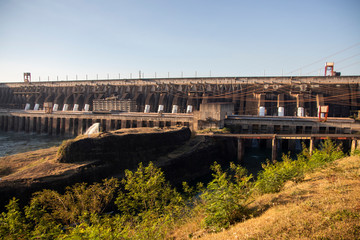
[0,0,359,82]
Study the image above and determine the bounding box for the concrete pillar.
[0,116,3,131]
[62,104,69,111]
[351,139,356,153]
[65,118,71,136]
[258,93,266,116]
[34,103,40,110]
[272,137,277,161]
[259,106,266,116]
[52,117,58,136]
[297,94,305,117]
[3,116,8,131]
[24,103,30,110]
[7,116,13,131]
[36,117,41,134]
[78,119,83,135]
[18,117,24,132]
[29,117,35,132]
[237,138,245,162]
[13,116,19,132]
[186,105,193,113]
[24,117,30,133]
[172,105,178,113]
[157,104,164,113]
[41,117,47,134]
[84,104,90,112]
[137,120,143,128]
[297,107,305,117]
[53,104,59,112]
[73,104,79,111]
[309,137,314,156]
[106,119,111,132]
[48,118,53,135]
[316,94,324,118]
[121,119,127,129]
[278,107,284,116]
[277,94,285,116]
[154,121,160,128]
[73,119,79,136]
[144,105,150,113]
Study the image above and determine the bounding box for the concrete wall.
[0,76,359,117]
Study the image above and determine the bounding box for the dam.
[0,75,360,137]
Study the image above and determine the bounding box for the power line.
[286,42,360,75]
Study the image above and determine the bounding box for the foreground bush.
[200,162,253,231]
[0,139,347,239]
[256,139,344,194]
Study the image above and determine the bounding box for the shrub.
[0,198,29,239]
[256,139,344,194]
[115,162,184,238]
[255,154,306,194]
[200,162,253,231]
[28,178,119,225]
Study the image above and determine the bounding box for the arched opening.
[145,93,156,113]
[74,94,85,111]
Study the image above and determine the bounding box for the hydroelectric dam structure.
[1,75,360,142]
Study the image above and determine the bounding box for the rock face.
[57,127,192,165]
[0,127,236,209]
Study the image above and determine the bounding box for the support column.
[41,117,47,134]
[52,117,58,136]
[277,94,285,116]
[237,138,245,162]
[121,119,127,129]
[65,118,71,136]
[25,117,30,133]
[48,117,53,135]
[59,118,65,135]
[13,116,19,132]
[309,137,314,156]
[0,116,3,130]
[272,137,277,161]
[297,94,305,117]
[258,93,266,116]
[78,119,83,135]
[351,139,357,153]
[106,119,111,132]
[7,116,13,131]
[29,117,35,133]
[4,116,8,131]
[19,117,25,132]
[36,117,41,134]
[316,94,324,117]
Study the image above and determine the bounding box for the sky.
[0,0,359,82]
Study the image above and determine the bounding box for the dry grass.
[171,156,360,240]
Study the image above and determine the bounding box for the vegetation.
[1,139,358,239]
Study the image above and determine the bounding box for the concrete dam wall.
[1,76,359,117]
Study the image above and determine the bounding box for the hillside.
[174,155,360,240]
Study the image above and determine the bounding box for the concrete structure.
[1,75,360,139]
[0,110,192,136]
[0,76,359,117]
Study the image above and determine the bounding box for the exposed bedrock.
[0,127,236,209]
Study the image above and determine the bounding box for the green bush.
[255,139,344,194]
[28,178,119,225]
[306,139,344,170]
[200,162,253,231]
[255,154,306,194]
[0,198,29,239]
[115,162,185,239]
